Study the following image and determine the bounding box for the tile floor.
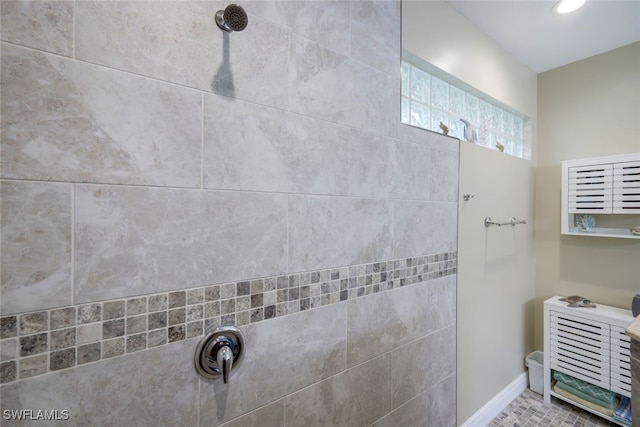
[490,389,618,427]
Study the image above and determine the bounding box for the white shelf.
[563,227,640,239]
[549,391,628,427]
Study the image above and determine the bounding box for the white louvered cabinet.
[561,153,640,238]
[543,296,634,425]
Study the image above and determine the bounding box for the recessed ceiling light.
[553,0,586,14]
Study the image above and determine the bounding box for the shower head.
[216,4,248,32]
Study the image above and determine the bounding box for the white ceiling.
[447,0,640,73]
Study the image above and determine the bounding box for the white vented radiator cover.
[610,325,632,397]
[549,311,610,389]
[544,296,634,406]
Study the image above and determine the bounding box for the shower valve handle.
[194,325,245,382]
[215,344,233,384]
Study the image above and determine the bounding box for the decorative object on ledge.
[559,295,597,308]
[460,118,477,143]
[570,214,596,233]
[439,121,449,135]
[496,141,504,152]
[484,217,527,227]
[630,226,640,236]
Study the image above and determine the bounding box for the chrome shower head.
[216,4,248,32]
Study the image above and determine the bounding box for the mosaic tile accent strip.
[0,252,456,384]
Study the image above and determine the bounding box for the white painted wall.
[402,1,537,126]
[458,143,536,424]
[535,42,640,350]
[402,2,538,425]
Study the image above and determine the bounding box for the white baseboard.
[460,372,528,427]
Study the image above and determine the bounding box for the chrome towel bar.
[484,217,527,228]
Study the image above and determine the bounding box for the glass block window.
[401,58,526,159]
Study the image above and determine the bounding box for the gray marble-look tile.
[200,303,347,424]
[168,309,186,326]
[126,297,148,316]
[19,312,48,335]
[187,304,204,322]
[246,0,350,55]
[0,317,17,339]
[285,352,392,427]
[393,200,458,259]
[76,323,101,346]
[77,303,101,325]
[219,399,285,427]
[1,180,72,315]
[148,329,167,348]
[395,122,460,153]
[288,195,392,273]
[126,333,147,353]
[1,44,202,187]
[126,315,147,335]
[50,327,75,351]
[168,325,185,343]
[168,291,186,309]
[350,1,400,76]
[391,325,456,407]
[102,337,124,359]
[1,361,17,383]
[0,1,73,56]
[77,342,101,366]
[50,307,76,330]
[430,149,460,202]
[19,333,47,357]
[204,94,349,195]
[205,285,221,302]
[0,339,199,426]
[76,1,289,109]
[238,282,251,296]
[103,319,125,339]
[49,348,75,371]
[18,354,47,379]
[373,374,456,427]
[74,185,288,302]
[347,129,430,200]
[289,34,395,137]
[186,321,203,339]
[149,295,168,312]
[347,276,456,367]
[103,301,125,321]
[148,312,167,330]
[186,288,204,305]
[205,302,221,319]
[0,339,17,362]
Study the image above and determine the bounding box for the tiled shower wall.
[0,1,459,426]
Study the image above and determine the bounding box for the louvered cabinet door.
[610,325,632,398]
[613,160,640,213]
[549,311,610,389]
[567,164,613,214]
